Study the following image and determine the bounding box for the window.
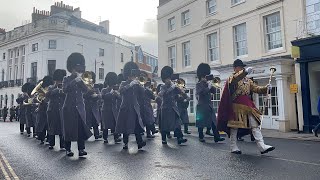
[99,68,104,80]
[207,33,219,62]
[1,69,4,81]
[99,48,104,57]
[15,65,18,80]
[233,23,248,57]
[9,67,12,80]
[2,53,5,60]
[49,40,57,49]
[211,88,221,113]
[32,43,38,52]
[265,12,282,50]
[232,0,245,5]
[31,62,37,78]
[10,51,13,58]
[47,60,56,77]
[168,17,175,31]
[21,64,24,82]
[182,41,191,67]
[188,89,195,114]
[138,50,144,63]
[17,49,19,57]
[258,87,279,116]
[0,95,2,108]
[207,0,216,15]
[121,53,124,62]
[22,46,25,56]
[168,46,176,69]
[181,10,190,26]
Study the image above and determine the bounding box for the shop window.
[308,61,320,115]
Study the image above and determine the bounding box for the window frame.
[207,0,217,15]
[188,89,195,114]
[231,0,246,6]
[182,41,191,67]
[168,17,176,32]
[99,48,105,57]
[168,45,176,69]
[98,68,104,80]
[48,40,57,49]
[31,62,37,78]
[181,10,190,27]
[264,12,283,51]
[2,53,5,60]
[121,53,124,62]
[211,88,221,114]
[233,23,248,57]
[47,60,56,77]
[207,32,219,62]
[32,43,38,52]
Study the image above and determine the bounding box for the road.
[0,121,319,180]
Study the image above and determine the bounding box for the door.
[257,87,279,130]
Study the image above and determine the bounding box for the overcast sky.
[0,0,159,55]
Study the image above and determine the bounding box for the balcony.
[9,80,15,87]
[296,13,320,39]
[15,79,23,86]
[2,81,8,88]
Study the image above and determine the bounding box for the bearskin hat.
[66,53,85,73]
[117,74,124,84]
[161,66,173,82]
[21,83,30,93]
[53,69,67,81]
[197,63,211,80]
[27,84,36,96]
[42,76,54,88]
[90,71,96,84]
[123,62,139,80]
[105,72,118,87]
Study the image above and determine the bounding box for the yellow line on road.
[0,150,19,180]
[0,153,11,180]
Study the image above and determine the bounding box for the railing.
[296,13,320,39]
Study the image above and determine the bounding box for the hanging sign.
[290,84,298,94]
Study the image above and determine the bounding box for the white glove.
[245,67,253,74]
[110,89,114,94]
[75,77,82,82]
[130,80,139,86]
[92,93,98,98]
[170,83,176,89]
[208,81,213,89]
[267,84,272,91]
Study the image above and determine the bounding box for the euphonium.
[31,81,48,103]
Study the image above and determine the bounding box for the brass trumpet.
[206,75,221,89]
[81,71,94,90]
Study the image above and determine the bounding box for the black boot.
[79,150,87,156]
[177,138,187,145]
[137,141,146,149]
[123,143,128,150]
[66,150,74,157]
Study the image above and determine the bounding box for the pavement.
[0,121,320,180]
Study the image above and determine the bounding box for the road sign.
[290,84,298,94]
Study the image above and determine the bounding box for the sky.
[0,0,159,55]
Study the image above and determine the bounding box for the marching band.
[15,52,275,157]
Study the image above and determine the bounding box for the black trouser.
[92,124,100,137]
[65,116,87,151]
[3,115,7,122]
[103,129,119,140]
[161,128,183,141]
[198,122,220,139]
[184,124,189,132]
[20,124,25,133]
[48,135,65,148]
[10,115,14,122]
[38,128,47,142]
[123,133,143,145]
[146,124,156,135]
[26,127,34,134]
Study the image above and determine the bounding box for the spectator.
[9,106,16,122]
[3,106,8,122]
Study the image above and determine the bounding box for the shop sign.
[290,84,298,94]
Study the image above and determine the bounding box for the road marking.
[0,150,19,180]
[0,153,11,180]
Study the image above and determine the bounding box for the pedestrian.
[3,106,8,122]
[158,66,187,145]
[35,76,54,145]
[46,69,66,150]
[25,83,36,137]
[16,83,30,134]
[101,72,121,144]
[195,63,225,143]
[9,106,15,122]
[115,61,146,150]
[83,71,102,140]
[176,78,191,135]
[312,96,320,137]
[62,53,93,157]
[217,59,275,154]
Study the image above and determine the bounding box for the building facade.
[0,1,157,108]
[158,0,308,132]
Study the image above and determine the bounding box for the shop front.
[292,36,320,132]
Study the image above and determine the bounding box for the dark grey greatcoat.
[101,87,121,130]
[16,95,28,124]
[62,74,93,142]
[142,88,155,126]
[83,88,102,128]
[35,100,48,133]
[46,85,65,135]
[195,80,217,128]
[177,93,190,124]
[115,80,144,134]
[155,97,162,125]
[159,84,182,132]
[25,101,35,128]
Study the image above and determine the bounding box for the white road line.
[0,150,19,180]
[0,153,11,180]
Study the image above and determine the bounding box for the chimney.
[51,1,74,15]
[72,7,81,19]
[32,8,50,23]
[99,20,109,34]
[0,28,6,35]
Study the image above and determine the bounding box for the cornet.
[206,75,221,89]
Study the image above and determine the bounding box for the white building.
[0,1,157,108]
[158,0,309,132]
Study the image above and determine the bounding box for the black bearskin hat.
[90,71,96,84]
[123,62,139,80]
[156,84,162,94]
[21,83,30,93]
[105,72,118,87]
[117,74,124,84]
[161,66,173,82]
[27,84,36,96]
[53,69,67,81]
[66,53,85,73]
[42,76,54,88]
[197,63,211,80]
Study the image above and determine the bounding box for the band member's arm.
[145,88,155,100]
[46,86,60,98]
[250,79,268,94]
[101,88,113,100]
[196,82,215,96]
[62,76,76,93]
[229,69,248,86]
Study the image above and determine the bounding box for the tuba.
[31,81,48,103]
